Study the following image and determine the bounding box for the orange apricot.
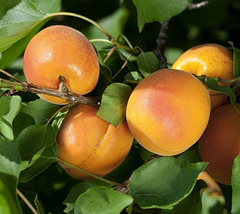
[172,43,233,110]
[126,69,211,156]
[23,25,99,104]
[57,104,133,180]
[198,103,240,185]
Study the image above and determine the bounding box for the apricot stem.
[17,189,39,214]
[56,158,120,186]
[197,171,223,196]
[45,12,137,54]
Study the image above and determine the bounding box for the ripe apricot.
[57,104,133,180]
[172,43,233,110]
[198,103,240,185]
[23,25,99,104]
[126,69,211,156]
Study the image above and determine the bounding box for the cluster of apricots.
[23,25,239,185]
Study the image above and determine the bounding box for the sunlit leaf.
[97,83,132,126]
[0,95,21,140]
[74,186,133,214]
[133,0,193,31]
[129,157,207,209]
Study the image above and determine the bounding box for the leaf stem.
[56,157,120,187]
[45,12,137,53]
[17,189,39,214]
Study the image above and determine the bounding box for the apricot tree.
[1,0,240,214]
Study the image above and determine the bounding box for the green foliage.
[0,0,240,213]
[231,155,240,214]
[97,83,132,126]
[129,157,207,209]
[133,0,193,31]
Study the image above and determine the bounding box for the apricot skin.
[57,104,133,180]
[172,43,233,110]
[23,25,99,104]
[198,103,240,185]
[126,69,211,156]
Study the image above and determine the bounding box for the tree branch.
[0,78,101,106]
[154,20,170,69]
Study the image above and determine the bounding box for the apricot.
[56,104,133,180]
[172,43,233,110]
[198,103,240,185]
[126,69,211,156]
[23,25,99,104]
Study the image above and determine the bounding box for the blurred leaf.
[177,146,201,163]
[34,194,45,214]
[165,47,184,66]
[137,52,159,77]
[64,180,110,213]
[124,71,143,83]
[96,65,112,95]
[16,124,55,161]
[233,47,240,78]
[97,83,132,126]
[232,154,240,214]
[129,157,207,209]
[84,7,129,49]
[21,99,60,124]
[0,95,21,140]
[19,144,58,183]
[133,0,193,31]
[0,139,21,214]
[201,189,225,214]
[197,76,236,104]
[0,0,46,53]
[73,186,133,214]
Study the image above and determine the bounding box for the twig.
[154,20,170,69]
[112,54,132,80]
[197,171,223,196]
[17,189,38,214]
[188,1,209,10]
[0,78,101,106]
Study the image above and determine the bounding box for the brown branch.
[154,20,170,69]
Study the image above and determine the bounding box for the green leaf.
[19,144,58,183]
[34,194,45,214]
[0,0,47,53]
[73,186,133,214]
[0,139,21,214]
[201,189,225,214]
[64,180,110,213]
[0,95,21,140]
[0,96,9,117]
[124,71,143,83]
[31,0,61,13]
[162,183,202,214]
[136,52,159,77]
[21,99,60,124]
[233,47,240,78]
[0,0,20,18]
[16,124,56,161]
[232,154,240,214]
[197,76,236,104]
[129,157,207,209]
[133,0,193,31]
[84,7,129,49]
[97,83,132,127]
